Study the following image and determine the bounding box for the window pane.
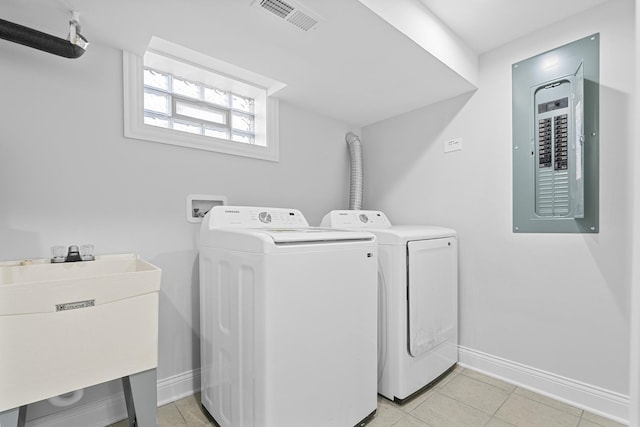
[232,94,254,113]
[137,56,273,154]
[144,69,169,91]
[172,120,202,135]
[144,114,170,128]
[231,112,255,133]
[204,127,230,139]
[175,100,227,125]
[232,132,255,145]
[144,91,170,114]
[173,77,201,99]
[204,87,230,107]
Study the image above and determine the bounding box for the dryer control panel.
[206,206,309,228]
[321,210,392,228]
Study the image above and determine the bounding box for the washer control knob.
[359,214,369,223]
[258,211,272,224]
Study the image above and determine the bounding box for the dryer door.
[407,237,457,357]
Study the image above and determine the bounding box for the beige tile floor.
[108,367,625,427]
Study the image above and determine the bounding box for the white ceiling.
[418,0,613,54]
[0,0,613,127]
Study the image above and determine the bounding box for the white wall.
[363,0,633,420]
[628,1,640,424]
[0,40,358,422]
[357,0,478,86]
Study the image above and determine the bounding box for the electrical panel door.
[512,34,598,233]
[533,62,584,219]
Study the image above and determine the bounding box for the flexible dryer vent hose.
[346,132,363,210]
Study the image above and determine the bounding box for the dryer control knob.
[359,214,369,223]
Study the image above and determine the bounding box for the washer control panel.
[207,206,309,228]
[321,210,392,228]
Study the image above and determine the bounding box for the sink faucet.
[66,245,82,262]
[51,244,95,263]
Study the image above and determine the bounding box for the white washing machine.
[199,206,378,427]
[321,210,458,403]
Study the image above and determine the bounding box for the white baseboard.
[157,368,201,406]
[458,345,629,425]
[26,369,201,427]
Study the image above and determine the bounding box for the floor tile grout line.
[422,389,496,424]
[454,370,593,426]
[489,386,514,419]
[171,402,188,425]
[459,368,519,395]
[461,369,589,422]
[514,386,586,420]
[481,381,518,427]
[440,370,514,419]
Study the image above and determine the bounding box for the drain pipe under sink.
[47,389,84,407]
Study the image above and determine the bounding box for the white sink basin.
[0,254,161,412]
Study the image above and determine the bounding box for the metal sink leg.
[122,368,157,427]
[0,405,26,427]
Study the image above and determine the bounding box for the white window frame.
[123,38,285,162]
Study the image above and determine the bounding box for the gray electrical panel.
[512,34,599,233]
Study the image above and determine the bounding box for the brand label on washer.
[56,299,95,311]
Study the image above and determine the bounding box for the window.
[123,37,285,161]
[143,68,259,145]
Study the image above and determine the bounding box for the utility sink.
[0,254,161,413]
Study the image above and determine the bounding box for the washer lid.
[252,227,375,244]
[199,227,375,251]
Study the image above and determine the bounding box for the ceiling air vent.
[254,0,322,31]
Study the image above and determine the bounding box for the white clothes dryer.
[199,206,378,427]
[321,210,458,403]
